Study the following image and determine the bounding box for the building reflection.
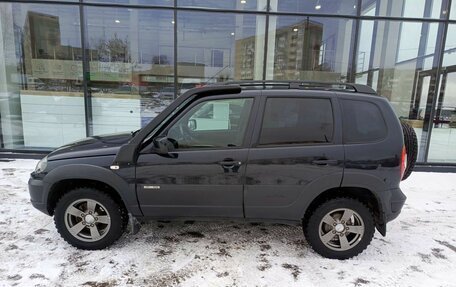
[0,1,455,163]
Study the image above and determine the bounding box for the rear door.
[244,91,344,220]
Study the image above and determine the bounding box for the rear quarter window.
[341,99,387,143]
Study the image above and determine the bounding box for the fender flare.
[342,171,388,235]
[298,171,387,235]
[42,164,142,216]
[278,172,344,221]
[341,171,387,210]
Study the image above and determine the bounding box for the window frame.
[145,94,258,152]
[253,95,337,148]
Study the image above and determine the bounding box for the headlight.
[35,157,48,173]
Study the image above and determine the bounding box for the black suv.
[28,81,412,259]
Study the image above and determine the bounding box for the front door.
[136,96,256,218]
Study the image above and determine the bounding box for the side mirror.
[188,119,197,131]
[153,136,177,157]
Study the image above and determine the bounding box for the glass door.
[428,66,456,163]
[409,70,433,162]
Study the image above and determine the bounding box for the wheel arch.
[303,186,385,236]
[47,178,125,216]
[43,164,141,216]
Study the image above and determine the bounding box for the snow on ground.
[0,159,455,287]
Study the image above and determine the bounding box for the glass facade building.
[0,0,455,164]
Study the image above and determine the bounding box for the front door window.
[166,98,253,149]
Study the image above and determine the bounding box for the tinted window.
[167,98,253,149]
[259,98,334,145]
[341,100,387,143]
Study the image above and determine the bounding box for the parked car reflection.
[419,106,456,127]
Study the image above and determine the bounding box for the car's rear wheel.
[401,121,418,180]
[54,188,126,249]
[304,198,375,259]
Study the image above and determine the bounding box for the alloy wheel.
[318,208,365,251]
[64,198,111,242]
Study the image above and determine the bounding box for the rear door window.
[341,99,387,143]
[258,97,334,145]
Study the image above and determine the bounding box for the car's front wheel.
[304,198,375,259]
[54,188,126,249]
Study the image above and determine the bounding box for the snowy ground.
[0,160,455,287]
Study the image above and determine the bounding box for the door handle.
[219,160,242,168]
[219,159,242,173]
[311,159,338,166]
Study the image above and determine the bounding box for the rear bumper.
[385,187,407,222]
[375,187,406,236]
[28,177,50,215]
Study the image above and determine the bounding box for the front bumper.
[28,177,50,215]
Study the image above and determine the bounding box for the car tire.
[303,197,375,260]
[54,187,127,250]
[401,121,418,180]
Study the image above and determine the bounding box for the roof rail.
[219,80,377,95]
